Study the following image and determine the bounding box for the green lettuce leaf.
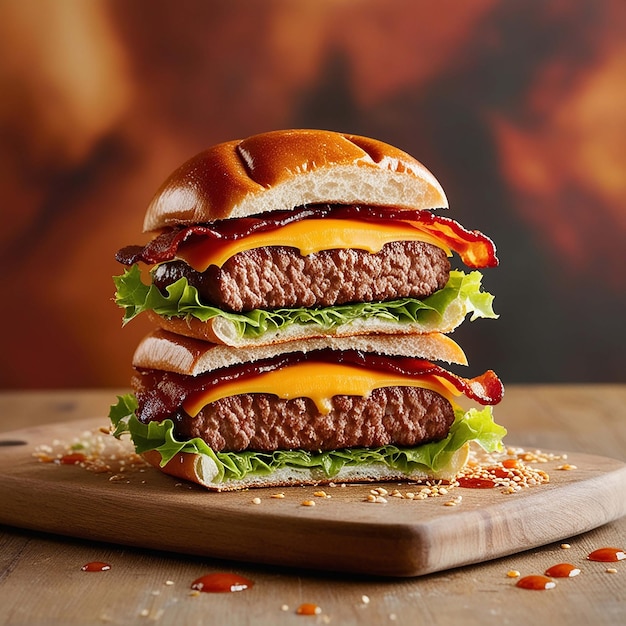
[109,394,506,483]
[113,265,497,338]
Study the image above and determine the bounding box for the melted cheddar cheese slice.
[177,218,452,271]
[182,361,462,417]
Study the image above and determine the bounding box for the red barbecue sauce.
[81,562,111,572]
[117,204,498,270]
[456,477,496,489]
[545,563,580,578]
[457,462,521,488]
[296,603,321,615]
[133,350,504,425]
[60,453,87,465]
[502,458,519,469]
[516,575,556,590]
[191,572,254,593]
[587,547,626,562]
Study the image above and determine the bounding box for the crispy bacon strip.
[116,205,498,269]
[132,349,504,424]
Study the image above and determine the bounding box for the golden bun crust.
[132,328,468,376]
[142,444,470,492]
[143,129,448,232]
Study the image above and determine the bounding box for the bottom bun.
[142,444,470,492]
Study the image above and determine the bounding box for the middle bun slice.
[114,130,498,347]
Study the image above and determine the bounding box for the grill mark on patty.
[173,387,454,452]
[153,241,450,312]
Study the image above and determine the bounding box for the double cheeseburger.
[110,129,506,491]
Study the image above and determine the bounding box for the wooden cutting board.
[1,417,625,578]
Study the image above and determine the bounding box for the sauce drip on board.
[296,603,322,615]
[456,477,495,489]
[190,572,254,593]
[545,563,581,578]
[587,547,626,562]
[81,562,111,572]
[516,575,556,590]
[60,453,87,465]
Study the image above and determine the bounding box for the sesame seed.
[251,497,262,505]
[271,493,285,499]
[456,455,550,494]
[560,543,571,550]
[301,500,316,507]
[361,595,370,604]
[606,568,618,574]
[507,570,521,578]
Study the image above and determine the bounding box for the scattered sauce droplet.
[502,458,519,469]
[516,575,556,590]
[81,561,111,572]
[190,573,254,593]
[588,547,626,562]
[492,467,512,479]
[296,603,321,615]
[545,563,581,578]
[60,453,87,465]
[457,477,495,489]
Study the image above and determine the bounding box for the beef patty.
[173,387,455,452]
[153,241,450,312]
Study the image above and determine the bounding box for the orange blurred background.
[1,0,624,389]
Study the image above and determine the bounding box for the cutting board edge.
[410,461,626,576]
[2,417,626,577]
[2,460,625,578]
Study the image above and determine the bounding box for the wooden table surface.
[0,385,625,625]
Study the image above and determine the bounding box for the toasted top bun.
[132,328,467,376]
[143,129,448,232]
